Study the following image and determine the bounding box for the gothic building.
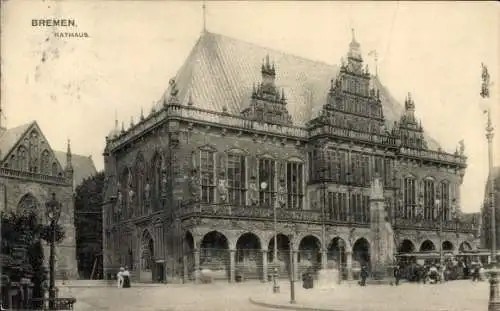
[102,31,479,283]
[0,120,97,279]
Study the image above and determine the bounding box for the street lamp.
[480,63,499,311]
[338,239,345,284]
[261,181,280,293]
[435,197,443,266]
[45,192,61,310]
[288,234,296,304]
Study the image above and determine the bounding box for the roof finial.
[351,28,355,42]
[140,107,145,120]
[114,110,118,128]
[202,1,207,33]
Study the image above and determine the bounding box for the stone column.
[262,250,268,282]
[183,255,188,283]
[293,250,299,282]
[321,249,328,269]
[193,249,200,284]
[346,251,353,280]
[229,249,236,283]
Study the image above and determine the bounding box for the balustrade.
[393,218,476,233]
[0,167,68,185]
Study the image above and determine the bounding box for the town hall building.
[102,30,480,283]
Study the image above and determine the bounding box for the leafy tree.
[75,171,104,279]
[1,210,65,307]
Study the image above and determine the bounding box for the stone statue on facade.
[217,178,228,203]
[189,169,201,201]
[248,177,259,205]
[278,183,286,208]
[458,140,465,156]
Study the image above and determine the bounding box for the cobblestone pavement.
[251,279,490,311]
[59,281,276,311]
[58,279,489,311]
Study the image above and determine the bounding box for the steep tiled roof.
[0,122,34,160]
[53,151,97,187]
[160,31,441,150]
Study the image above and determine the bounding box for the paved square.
[59,280,490,311]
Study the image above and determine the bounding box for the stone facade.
[0,121,94,279]
[102,31,480,283]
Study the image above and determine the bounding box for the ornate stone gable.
[241,55,293,126]
[1,121,65,175]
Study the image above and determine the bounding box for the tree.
[1,210,65,308]
[75,171,105,279]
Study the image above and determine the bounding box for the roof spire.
[202,1,207,33]
[114,110,118,128]
[351,28,356,42]
[66,138,73,172]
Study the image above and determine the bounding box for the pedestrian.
[394,265,401,286]
[117,267,124,288]
[122,267,131,288]
[359,265,368,286]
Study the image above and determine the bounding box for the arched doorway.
[398,239,416,253]
[459,241,472,252]
[200,231,229,280]
[267,234,290,276]
[140,230,154,282]
[17,194,41,221]
[442,241,454,252]
[419,240,436,252]
[235,233,262,280]
[298,235,321,276]
[353,238,370,273]
[327,237,347,279]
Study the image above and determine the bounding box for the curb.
[248,297,343,311]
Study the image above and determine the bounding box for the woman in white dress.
[116,267,125,288]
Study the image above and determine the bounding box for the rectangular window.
[259,158,276,206]
[404,178,416,219]
[200,150,215,204]
[362,155,370,186]
[286,162,303,209]
[374,156,383,178]
[227,154,246,206]
[424,180,435,220]
[384,158,392,187]
[441,182,450,221]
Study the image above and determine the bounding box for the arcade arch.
[352,238,370,270]
[419,240,436,252]
[235,233,262,279]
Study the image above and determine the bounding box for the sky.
[1,1,499,213]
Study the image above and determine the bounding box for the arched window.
[29,131,39,172]
[40,150,50,175]
[152,153,162,210]
[423,178,435,220]
[9,155,16,169]
[134,154,146,216]
[403,177,416,219]
[17,146,28,171]
[51,162,58,176]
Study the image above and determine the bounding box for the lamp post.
[481,63,499,310]
[288,234,296,304]
[435,197,443,266]
[261,181,280,293]
[45,192,61,310]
